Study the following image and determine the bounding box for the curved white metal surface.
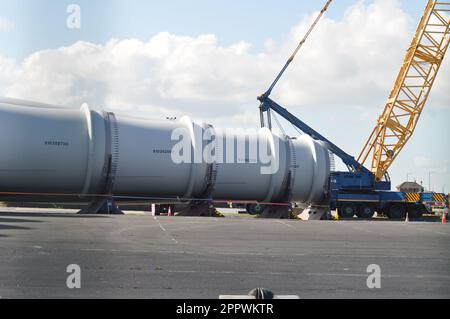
[80,103,94,196]
[0,101,89,193]
[0,98,330,204]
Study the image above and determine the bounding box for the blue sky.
[0,0,428,60]
[0,0,448,192]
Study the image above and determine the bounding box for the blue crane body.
[255,0,449,219]
[258,95,447,219]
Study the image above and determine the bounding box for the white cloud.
[0,17,13,32]
[414,156,449,178]
[0,0,448,129]
[414,155,433,169]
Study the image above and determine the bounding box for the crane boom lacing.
[357,0,450,181]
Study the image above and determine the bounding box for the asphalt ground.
[0,208,449,298]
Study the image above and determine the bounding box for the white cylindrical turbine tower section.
[289,136,330,204]
[212,128,290,202]
[112,115,209,198]
[0,98,330,205]
[0,100,92,193]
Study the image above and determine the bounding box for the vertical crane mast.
[357,0,450,181]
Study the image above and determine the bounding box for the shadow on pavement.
[0,211,108,219]
[0,217,42,223]
[0,224,31,230]
[338,215,441,222]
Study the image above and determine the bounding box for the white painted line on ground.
[153,215,178,244]
[153,215,167,232]
[276,220,294,228]
[123,211,148,216]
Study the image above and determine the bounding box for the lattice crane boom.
[357,0,450,181]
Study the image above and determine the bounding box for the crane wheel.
[338,204,356,219]
[357,205,375,219]
[407,204,426,219]
[387,204,406,220]
[246,204,265,215]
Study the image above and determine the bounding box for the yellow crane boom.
[357,0,450,181]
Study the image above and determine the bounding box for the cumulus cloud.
[414,155,434,169]
[0,0,448,128]
[0,17,13,32]
[414,155,449,173]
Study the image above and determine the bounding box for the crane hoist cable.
[258,0,333,130]
[272,110,305,137]
[271,111,286,136]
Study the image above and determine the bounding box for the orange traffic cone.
[168,206,172,217]
[442,209,447,224]
[405,211,409,222]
